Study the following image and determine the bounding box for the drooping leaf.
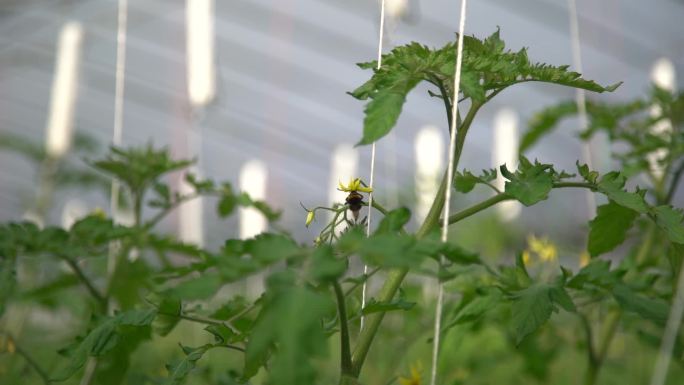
[588,201,639,257]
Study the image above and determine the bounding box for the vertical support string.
[82,3,128,384]
[431,1,467,384]
[360,0,386,332]
[107,0,128,284]
[567,0,596,220]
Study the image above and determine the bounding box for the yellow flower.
[337,178,373,193]
[526,234,558,262]
[398,362,422,385]
[305,210,315,227]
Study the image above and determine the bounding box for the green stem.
[6,335,52,385]
[583,311,621,385]
[350,101,482,377]
[445,194,512,225]
[333,281,353,376]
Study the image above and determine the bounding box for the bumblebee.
[345,190,364,221]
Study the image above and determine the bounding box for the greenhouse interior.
[1,0,683,384]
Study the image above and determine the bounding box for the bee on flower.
[337,178,373,221]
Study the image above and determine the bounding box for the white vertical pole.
[492,108,521,221]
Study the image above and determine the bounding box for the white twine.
[567,0,596,219]
[108,0,128,225]
[83,3,128,383]
[360,0,386,332]
[431,1,467,384]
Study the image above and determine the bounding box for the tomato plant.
[1,29,683,385]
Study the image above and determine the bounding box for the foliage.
[1,28,683,385]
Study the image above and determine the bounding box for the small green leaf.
[501,160,554,206]
[588,201,639,257]
[374,207,411,234]
[165,344,213,385]
[454,169,497,193]
[154,298,182,336]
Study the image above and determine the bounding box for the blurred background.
[0,0,682,249]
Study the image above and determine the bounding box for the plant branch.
[61,256,107,310]
[350,102,483,377]
[445,193,512,225]
[1,333,52,385]
[333,281,353,376]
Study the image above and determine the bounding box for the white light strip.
[45,21,83,158]
[361,0,386,332]
[186,0,216,108]
[415,126,444,223]
[239,159,268,239]
[493,108,521,221]
[432,1,468,384]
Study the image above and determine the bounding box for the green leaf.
[361,297,416,315]
[0,254,16,317]
[595,172,648,213]
[165,344,213,385]
[308,245,347,282]
[567,259,620,290]
[53,309,157,381]
[443,291,503,332]
[501,159,554,206]
[166,274,223,301]
[154,298,182,336]
[374,207,411,234]
[613,284,668,323]
[588,201,639,257]
[357,90,413,145]
[218,194,237,218]
[243,286,333,384]
[510,283,574,345]
[653,205,684,244]
[454,169,497,193]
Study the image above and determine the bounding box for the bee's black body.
[345,191,364,221]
